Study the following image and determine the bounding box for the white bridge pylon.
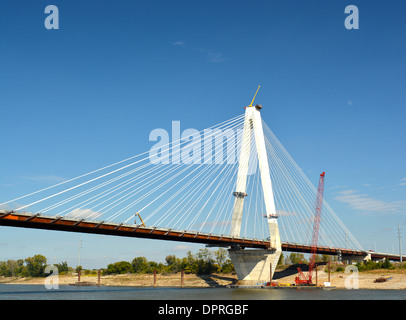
[231,105,279,245]
[229,98,282,285]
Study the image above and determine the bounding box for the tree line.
[0,249,323,278]
[0,254,68,278]
[0,248,235,277]
[106,248,234,275]
[0,250,345,278]
[1,249,401,278]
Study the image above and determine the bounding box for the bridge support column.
[229,248,281,286]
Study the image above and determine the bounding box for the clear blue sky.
[1,0,405,268]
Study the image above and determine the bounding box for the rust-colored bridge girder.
[0,211,269,249]
[281,242,363,257]
[1,211,404,261]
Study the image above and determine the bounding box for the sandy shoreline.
[2,268,406,289]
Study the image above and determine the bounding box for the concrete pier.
[229,248,281,285]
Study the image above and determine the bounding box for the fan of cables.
[0,113,363,251]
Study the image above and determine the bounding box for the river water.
[0,284,405,300]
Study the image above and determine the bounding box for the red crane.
[295,172,325,286]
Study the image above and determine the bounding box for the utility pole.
[398,224,402,263]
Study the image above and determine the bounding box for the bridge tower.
[228,87,282,285]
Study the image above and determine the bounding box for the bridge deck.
[0,211,404,261]
[0,211,269,249]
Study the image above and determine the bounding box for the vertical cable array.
[262,120,363,250]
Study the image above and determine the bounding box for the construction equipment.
[135,212,146,227]
[295,172,325,286]
[248,85,260,107]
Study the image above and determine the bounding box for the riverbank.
[0,273,235,288]
[274,267,406,289]
[2,267,406,289]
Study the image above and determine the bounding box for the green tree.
[107,261,132,274]
[131,257,149,273]
[24,255,47,277]
[214,248,235,273]
[381,258,393,269]
[0,260,17,277]
[55,261,69,274]
[322,255,331,263]
[289,253,306,265]
[0,261,7,276]
[356,258,393,272]
[179,257,189,273]
[214,249,227,267]
[0,259,26,277]
[221,260,235,274]
[146,261,164,274]
[196,249,216,274]
[165,255,177,266]
[184,251,198,274]
[165,255,181,273]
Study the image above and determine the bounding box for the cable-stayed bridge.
[0,100,404,283]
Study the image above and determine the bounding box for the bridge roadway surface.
[0,211,404,262]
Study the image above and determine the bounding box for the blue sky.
[1,0,405,268]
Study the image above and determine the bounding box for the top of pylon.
[248,85,260,107]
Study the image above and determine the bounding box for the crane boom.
[308,172,325,280]
[295,172,325,286]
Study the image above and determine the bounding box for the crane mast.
[295,172,325,286]
[309,171,325,281]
